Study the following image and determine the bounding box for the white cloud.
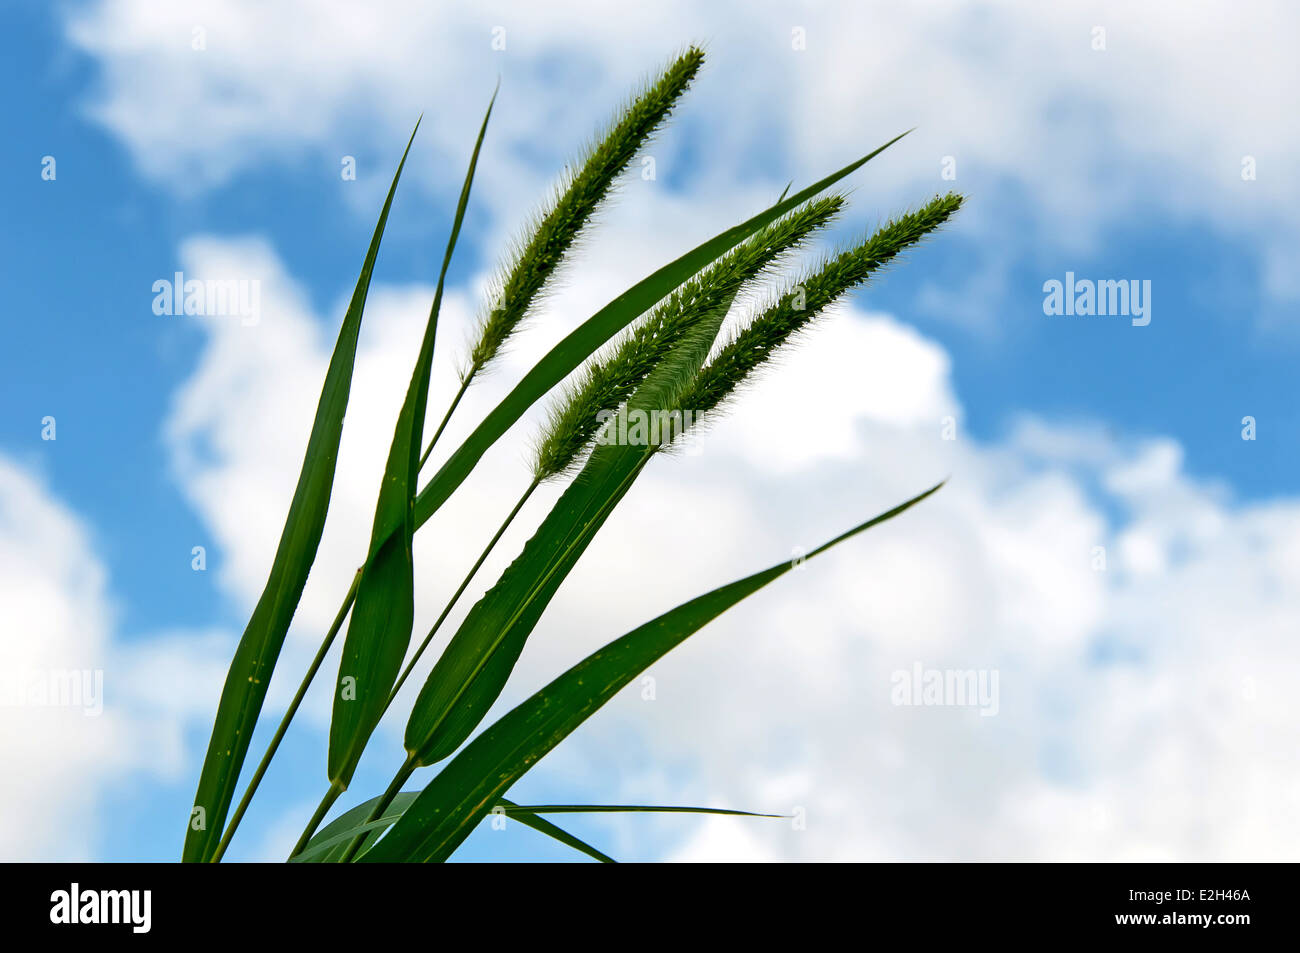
[159,235,1300,861]
[0,458,121,859]
[63,0,1300,324]
[4,0,1291,867]
[553,418,1300,862]
[0,458,230,860]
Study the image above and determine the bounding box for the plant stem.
[386,478,539,710]
[220,376,476,861]
[404,452,652,767]
[333,480,538,862]
[418,378,470,471]
[340,756,417,863]
[290,780,345,860]
[210,568,362,863]
[282,480,537,863]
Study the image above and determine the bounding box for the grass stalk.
[418,378,470,471]
[676,193,965,426]
[533,196,844,480]
[388,479,540,707]
[339,756,418,862]
[210,567,362,861]
[291,781,346,860]
[404,451,656,767]
[285,481,538,862]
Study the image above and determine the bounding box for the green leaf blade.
[291,791,421,863]
[365,482,943,862]
[405,436,652,767]
[412,133,910,528]
[403,283,736,767]
[400,195,853,768]
[499,798,617,863]
[182,121,420,862]
[327,96,496,790]
[502,804,780,817]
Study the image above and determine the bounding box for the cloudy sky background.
[2,0,1297,861]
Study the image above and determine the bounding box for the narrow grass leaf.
[290,792,421,863]
[396,196,961,766]
[498,798,616,863]
[403,285,735,768]
[679,193,965,425]
[395,193,882,769]
[182,122,420,862]
[411,132,910,528]
[500,804,781,817]
[293,794,609,863]
[533,196,844,480]
[327,96,496,790]
[364,482,943,862]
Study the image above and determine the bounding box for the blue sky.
[2,1,1298,862]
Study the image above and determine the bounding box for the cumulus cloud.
[0,458,230,860]
[160,235,1300,861]
[632,425,1300,861]
[64,0,1300,321]
[30,0,1297,861]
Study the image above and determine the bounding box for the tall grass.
[186,46,963,863]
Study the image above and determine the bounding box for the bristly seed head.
[667,192,964,441]
[532,194,846,480]
[463,47,706,385]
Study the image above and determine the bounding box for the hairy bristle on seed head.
[463,47,706,385]
[664,192,964,445]
[532,194,846,480]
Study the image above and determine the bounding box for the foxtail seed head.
[533,194,846,480]
[465,47,706,384]
[667,192,964,442]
